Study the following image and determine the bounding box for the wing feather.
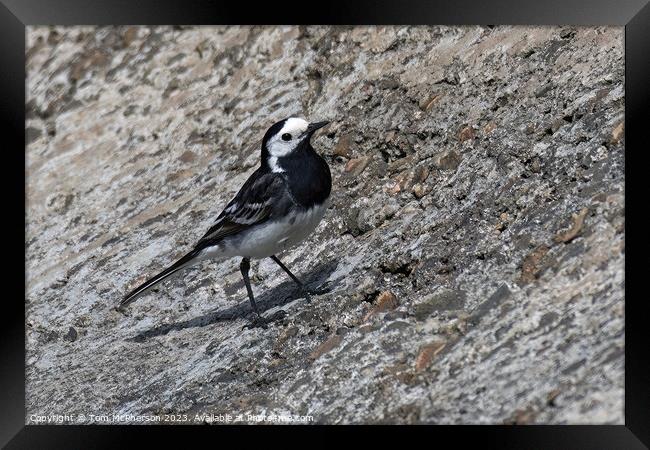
[194,170,289,250]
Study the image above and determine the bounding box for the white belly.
[201,202,328,260]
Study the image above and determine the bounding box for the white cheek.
[267,139,296,158]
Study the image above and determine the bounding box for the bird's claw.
[294,283,330,303]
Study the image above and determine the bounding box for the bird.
[119,117,332,327]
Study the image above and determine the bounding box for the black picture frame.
[3,0,648,447]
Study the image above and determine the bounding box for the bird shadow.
[128,259,340,342]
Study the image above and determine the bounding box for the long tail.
[119,249,201,309]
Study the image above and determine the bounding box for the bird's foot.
[243,310,287,330]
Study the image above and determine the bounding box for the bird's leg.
[241,257,285,329]
[240,257,260,316]
[270,255,304,287]
[270,255,329,300]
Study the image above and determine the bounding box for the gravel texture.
[26,25,624,424]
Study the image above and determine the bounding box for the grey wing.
[194,171,291,251]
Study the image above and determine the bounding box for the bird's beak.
[306,121,330,134]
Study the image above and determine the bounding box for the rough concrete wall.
[26,26,624,424]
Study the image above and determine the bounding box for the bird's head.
[261,117,329,163]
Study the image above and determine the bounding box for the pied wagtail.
[119,118,331,326]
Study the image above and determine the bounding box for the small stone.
[363,291,399,322]
[458,126,475,142]
[385,171,412,195]
[359,324,375,334]
[483,122,497,134]
[122,27,138,46]
[46,192,75,214]
[519,245,550,284]
[273,326,299,351]
[50,277,69,289]
[387,155,413,174]
[344,156,371,177]
[308,334,343,360]
[554,207,588,244]
[530,157,542,173]
[334,134,354,158]
[163,78,181,99]
[506,408,537,425]
[377,76,399,90]
[412,183,426,198]
[375,157,388,177]
[419,94,441,111]
[591,192,608,203]
[123,105,137,117]
[72,315,92,328]
[547,389,561,407]
[379,202,399,222]
[384,363,415,384]
[495,212,510,231]
[47,30,61,45]
[26,126,42,145]
[179,150,197,163]
[413,165,429,183]
[64,327,78,342]
[550,118,566,133]
[535,83,553,98]
[610,122,624,145]
[268,358,285,369]
[356,209,378,233]
[414,340,446,372]
[69,49,110,82]
[375,291,399,312]
[432,150,462,171]
[560,28,576,39]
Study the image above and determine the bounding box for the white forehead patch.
[280,117,309,136]
[266,117,309,165]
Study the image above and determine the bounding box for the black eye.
[281,133,292,141]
